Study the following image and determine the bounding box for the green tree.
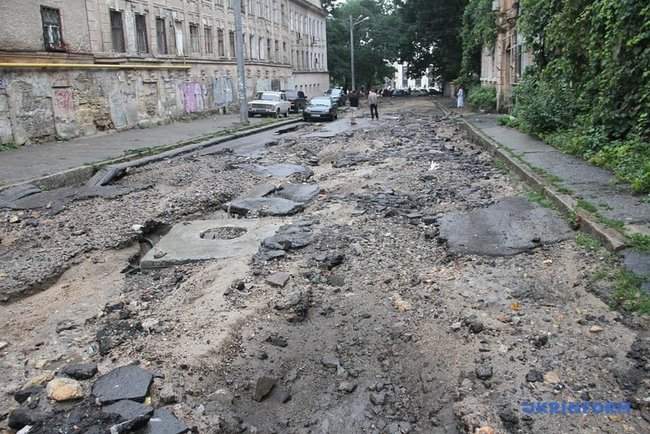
[459,0,497,84]
[394,0,467,82]
[326,0,400,89]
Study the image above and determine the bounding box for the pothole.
[200,226,248,240]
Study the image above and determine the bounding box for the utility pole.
[349,16,369,92]
[349,15,355,92]
[233,0,248,124]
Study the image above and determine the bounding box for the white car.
[248,91,291,118]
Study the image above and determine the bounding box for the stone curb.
[0,117,302,193]
[434,101,627,252]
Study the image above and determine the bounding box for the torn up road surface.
[1,98,648,434]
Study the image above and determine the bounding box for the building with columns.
[0,0,329,145]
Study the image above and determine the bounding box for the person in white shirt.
[368,89,379,120]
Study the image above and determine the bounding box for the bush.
[497,115,520,129]
[512,71,578,135]
[467,85,496,112]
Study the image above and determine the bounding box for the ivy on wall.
[459,0,497,85]
[514,0,650,192]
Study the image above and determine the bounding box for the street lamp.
[349,15,369,92]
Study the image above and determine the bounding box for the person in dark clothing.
[368,89,379,120]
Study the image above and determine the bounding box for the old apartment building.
[480,0,532,111]
[0,0,329,145]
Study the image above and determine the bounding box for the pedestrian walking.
[456,86,465,109]
[368,89,379,120]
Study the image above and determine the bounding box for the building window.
[204,26,213,54]
[217,29,225,57]
[135,14,149,53]
[174,21,184,56]
[274,40,279,62]
[267,38,271,61]
[41,6,64,51]
[229,31,235,57]
[156,18,168,54]
[259,37,264,59]
[249,35,255,59]
[110,10,125,53]
[189,24,200,54]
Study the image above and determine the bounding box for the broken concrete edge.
[0,117,302,194]
[433,101,627,253]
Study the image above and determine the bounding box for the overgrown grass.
[497,115,521,129]
[591,268,650,315]
[611,271,650,315]
[576,233,602,251]
[575,199,626,231]
[628,233,650,252]
[492,158,510,174]
[545,129,650,194]
[0,142,19,152]
[525,190,553,208]
[576,199,598,214]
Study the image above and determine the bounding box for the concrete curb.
[0,117,302,193]
[434,101,627,252]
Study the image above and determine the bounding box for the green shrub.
[497,115,520,129]
[512,70,578,135]
[467,85,496,112]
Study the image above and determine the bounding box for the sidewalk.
[436,97,650,242]
[467,113,650,232]
[0,114,269,186]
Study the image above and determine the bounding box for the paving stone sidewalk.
[0,114,268,186]
[464,113,650,234]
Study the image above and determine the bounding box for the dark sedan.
[303,97,338,121]
[283,89,308,112]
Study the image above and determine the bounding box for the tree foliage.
[325,0,400,89]
[459,0,497,84]
[394,0,467,81]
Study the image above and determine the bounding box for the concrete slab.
[438,196,573,256]
[274,184,320,203]
[576,188,650,224]
[140,219,281,269]
[225,197,304,216]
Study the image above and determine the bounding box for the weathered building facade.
[0,0,329,145]
[479,0,532,111]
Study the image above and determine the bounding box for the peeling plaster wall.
[0,64,291,145]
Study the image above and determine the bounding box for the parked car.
[283,89,308,112]
[248,91,291,118]
[428,88,443,96]
[392,89,409,97]
[303,96,338,121]
[325,88,347,106]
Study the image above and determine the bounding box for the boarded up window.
[135,14,148,53]
[174,21,184,56]
[156,18,167,54]
[41,6,64,51]
[110,10,125,53]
